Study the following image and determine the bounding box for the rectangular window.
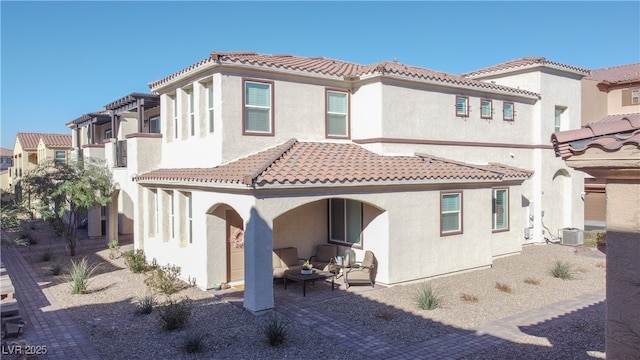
[632,89,639,104]
[188,89,195,136]
[170,191,175,239]
[105,129,113,139]
[187,193,193,244]
[326,90,349,138]
[54,150,66,165]
[207,83,214,133]
[441,192,462,235]
[481,99,492,119]
[172,95,178,139]
[492,188,509,231]
[243,80,273,134]
[456,96,469,117]
[503,102,514,121]
[149,116,160,134]
[329,198,362,246]
[554,107,565,132]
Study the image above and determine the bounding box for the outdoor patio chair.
[309,244,338,273]
[344,250,377,288]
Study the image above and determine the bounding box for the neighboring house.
[579,63,640,226]
[551,114,640,360]
[0,148,12,194]
[8,133,72,206]
[105,51,587,312]
[65,93,160,239]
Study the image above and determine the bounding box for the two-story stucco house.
[99,52,588,312]
[579,63,640,226]
[0,148,13,193]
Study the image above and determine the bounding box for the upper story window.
[149,116,161,134]
[206,83,214,133]
[54,150,66,165]
[554,106,566,132]
[492,188,509,231]
[481,99,492,119]
[441,191,462,235]
[188,89,195,137]
[326,90,349,138]
[456,96,469,117]
[243,79,273,135]
[632,89,639,104]
[503,102,514,121]
[105,129,113,140]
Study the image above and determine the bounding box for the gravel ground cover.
[8,220,606,359]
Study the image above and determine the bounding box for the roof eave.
[466,63,589,80]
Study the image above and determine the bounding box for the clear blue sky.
[1,1,639,149]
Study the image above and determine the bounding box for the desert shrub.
[495,282,514,293]
[145,264,182,295]
[182,331,206,353]
[39,248,53,262]
[416,284,441,310]
[49,262,67,276]
[136,294,156,315]
[123,249,148,273]
[584,230,606,248]
[158,298,192,331]
[460,293,479,302]
[0,206,20,230]
[68,257,99,294]
[550,261,574,280]
[524,277,541,285]
[108,240,120,259]
[261,313,289,347]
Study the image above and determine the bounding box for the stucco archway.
[205,203,244,289]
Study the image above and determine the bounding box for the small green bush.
[550,261,574,280]
[261,314,289,347]
[108,240,120,259]
[416,284,441,310]
[136,294,156,315]
[49,262,67,276]
[39,248,53,262]
[123,249,148,273]
[182,331,206,353]
[158,298,192,331]
[584,230,606,248]
[145,264,182,295]
[68,257,99,294]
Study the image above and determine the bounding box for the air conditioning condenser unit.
[560,228,584,246]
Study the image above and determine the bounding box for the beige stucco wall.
[607,87,640,116]
[581,78,609,125]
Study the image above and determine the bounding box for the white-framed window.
[172,95,178,139]
[149,116,160,134]
[441,192,462,235]
[187,193,193,243]
[170,191,175,239]
[188,89,195,136]
[105,129,113,139]
[492,188,509,231]
[329,198,362,247]
[503,102,514,121]
[632,89,639,104]
[326,90,349,138]
[206,83,214,133]
[481,99,492,119]
[243,80,273,134]
[456,96,469,117]
[54,150,66,165]
[554,106,566,132]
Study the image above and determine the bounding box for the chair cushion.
[279,247,299,267]
[315,244,337,263]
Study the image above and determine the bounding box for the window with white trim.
[503,102,514,121]
[456,96,469,117]
[554,106,565,132]
[481,99,492,119]
[329,199,362,246]
[149,116,160,134]
[243,80,273,134]
[326,90,349,137]
[188,89,195,136]
[632,89,639,104]
[54,150,66,165]
[206,83,214,133]
[441,192,462,235]
[492,188,508,231]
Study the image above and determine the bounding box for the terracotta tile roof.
[16,133,71,150]
[586,63,640,84]
[462,57,590,78]
[551,113,640,159]
[0,148,12,156]
[148,51,539,98]
[135,140,532,187]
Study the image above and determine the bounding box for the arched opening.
[205,203,244,288]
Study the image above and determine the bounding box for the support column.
[87,207,102,239]
[243,208,274,312]
[105,192,119,245]
[605,180,640,359]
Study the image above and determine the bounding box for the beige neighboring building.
[552,114,640,359]
[0,148,12,193]
[580,63,640,226]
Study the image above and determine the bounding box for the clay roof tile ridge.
[244,138,298,185]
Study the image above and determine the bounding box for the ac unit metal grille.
[561,228,584,246]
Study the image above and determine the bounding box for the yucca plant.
[136,294,156,315]
[416,284,441,310]
[261,313,289,347]
[550,260,574,280]
[68,257,99,294]
[158,298,192,331]
[182,331,206,353]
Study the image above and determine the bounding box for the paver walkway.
[1,245,101,360]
